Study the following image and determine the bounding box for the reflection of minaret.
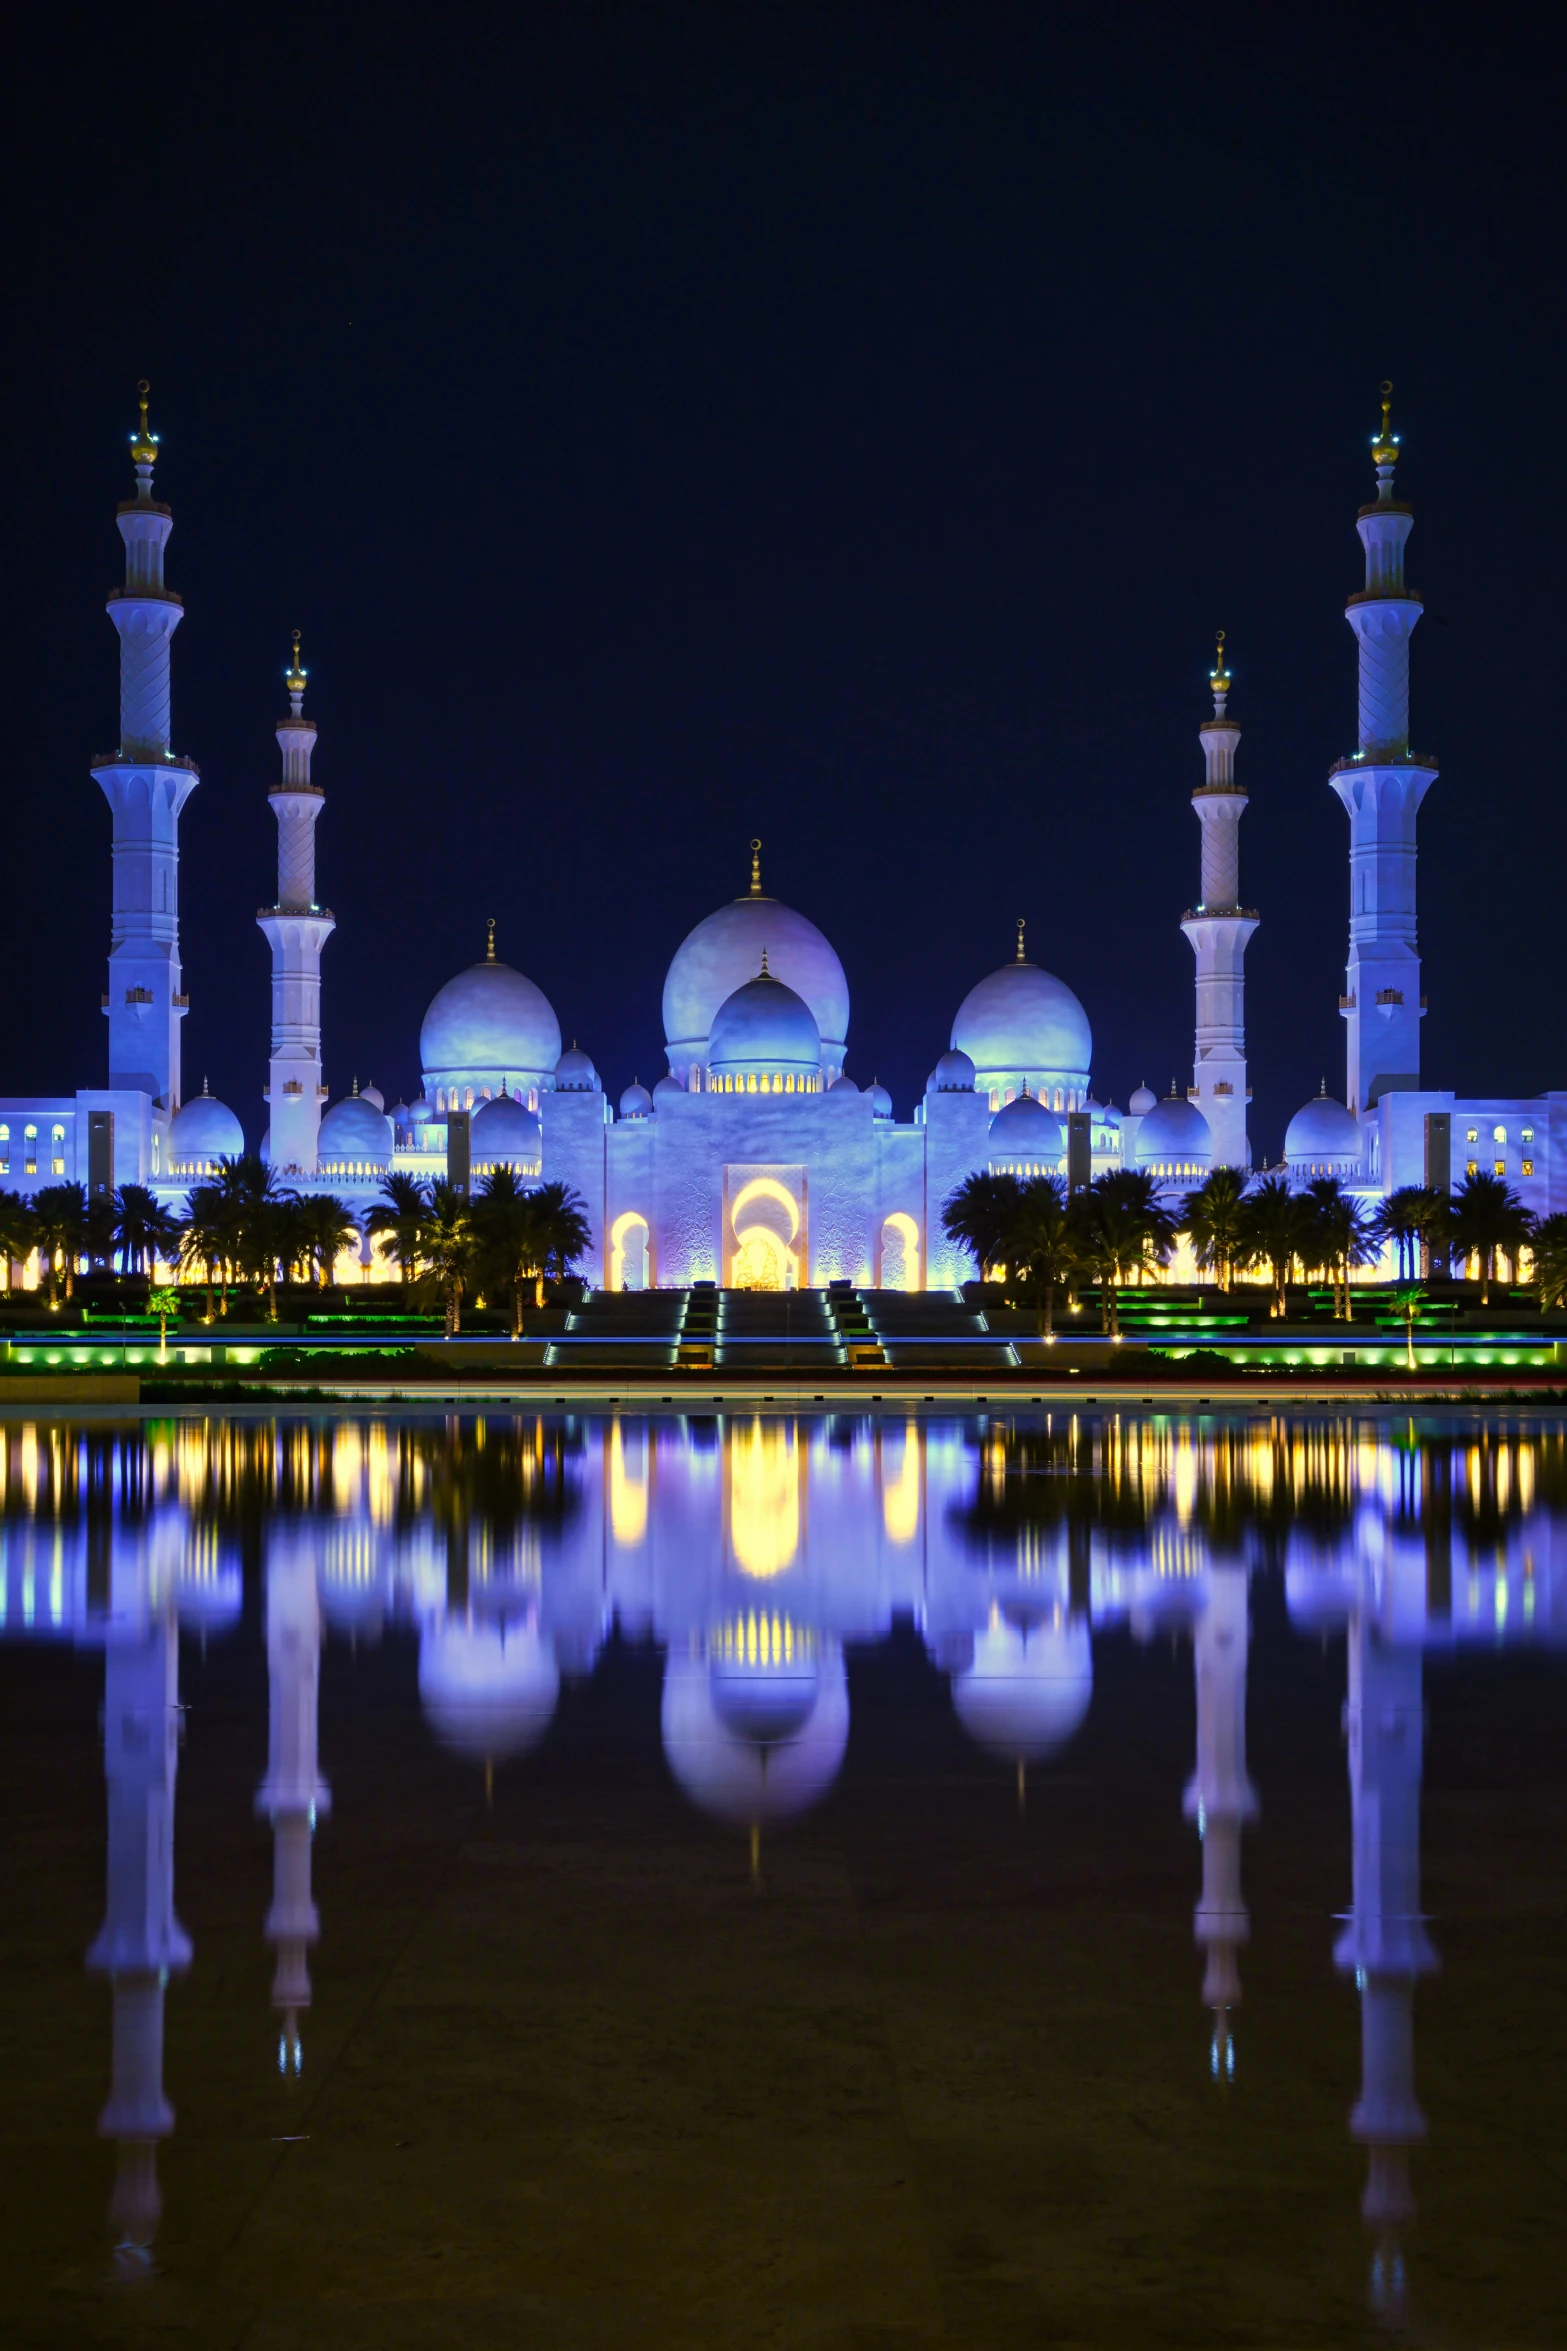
[86,1595,191,2270]
[1333,1612,1437,2320]
[256,1534,330,2076]
[1183,1565,1257,2079]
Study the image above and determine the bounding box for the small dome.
[828,1073,861,1095]
[470,1091,542,1163]
[1132,1090,1212,1176]
[928,1048,977,1094]
[555,1046,601,1092]
[317,1090,394,1168]
[987,1092,1065,1164]
[359,1083,385,1111]
[951,954,1093,1084]
[1128,1082,1158,1117]
[867,1081,893,1120]
[952,1620,1093,1763]
[619,1081,654,1119]
[408,1095,433,1121]
[662,863,849,1078]
[418,1618,560,1762]
[1284,1087,1362,1170]
[654,1074,684,1098]
[420,945,562,1095]
[390,1099,410,1122]
[707,963,821,1080]
[166,1086,244,1170]
[258,1124,272,1166]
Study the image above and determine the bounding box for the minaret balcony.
[106,585,183,608]
[1374,987,1405,1006]
[115,497,173,520]
[1329,750,1438,776]
[1345,585,1421,608]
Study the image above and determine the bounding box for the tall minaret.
[1180,633,1258,1170]
[1331,384,1438,1115]
[256,634,334,1173]
[94,383,197,1110]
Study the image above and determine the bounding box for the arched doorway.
[611,1211,652,1292]
[729,1176,800,1289]
[879,1211,920,1292]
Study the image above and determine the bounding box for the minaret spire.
[1179,632,1258,1169]
[1330,382,1437,1114]
[94,381,198,1111]
[257,633,335,1173]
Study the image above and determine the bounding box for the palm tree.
[1068,1170,1176,1338]
[422,1179,476,1335]
[1304,1177,1374,1320]
[148,1284,180,1362]
[178,1183,229,1321]
[1369,1184,1446,1282]
[290,1194,361,1290]
[1529,1212,1567,1310]
[1180,1167,1249,1292]
[365,1172,431,1284]
[472,1167,545,1331]
[113,1183,182,1278]
[1391,1285,1425,1372]
[529,1180,593,1289]
[32,1181,88,1305]
[941,1170,1026,1282]
[0,1192,36,1293]
[1010,1174,1079,1341]
[1449,1169,1532,1305]
[1238,1175,1314,1318]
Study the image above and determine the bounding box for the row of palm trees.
[0,1159,592,1331]
[942,1165,1567,1335]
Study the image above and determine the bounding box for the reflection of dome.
[175,1557,243,1635]
[662,866,849,1081]
[317,1090,394,1168]
[166,1085,244,1171]
[952,956,1092,1084]
[1132,1090,1213,1178]
[661,1647,849,1824]
[928,1047,977,1093]
[1284,1087,1362,1174]
[952,1619,1093,1761]
[470,1091,542,1164]
[987,1092,1064,1168]
[418,1618,560,1761]
[555,1046,600,1092]
[1128,1081,1158,1116]
[707,966,821,1082]
[420,948,562,1094]
[619,1081,654,1119]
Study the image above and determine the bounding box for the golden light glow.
[727,1418,800,1578]
[610,1419,649,1547]
[881,1421,920,1545]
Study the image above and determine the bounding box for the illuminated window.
[23,1122,36,1174]
[1494,1159,1506,1176]
[1467,1158,1478,1176]
[1494,1124,1507,1145]
[1522,1126,1535,1142]
[1523,1159,1535,1176]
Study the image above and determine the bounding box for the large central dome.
[420,934,562,1109]
[952,932,1093,1106]
[662,845,849,1084]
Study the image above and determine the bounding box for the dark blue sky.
[3,4,1559,1155]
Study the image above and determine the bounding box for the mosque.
[1,381,1561,1286]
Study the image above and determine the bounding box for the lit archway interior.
[880,1210,920,1292]
[611,1210,652,1292]
[730,1176,800,1290]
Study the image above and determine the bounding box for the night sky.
[4,5,1560,1158]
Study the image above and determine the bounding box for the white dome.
[1128,1082,1158,1117]
[1132,1091,1213,1177]
[420,948,562,1095]
[619,1081,654,1119]
[418,1619,560,1762]
[359,1084,385,1111]
[867,1081,892,1120]
[555,1046,600,1092]
[654,1074,684,1098]
[470,1092,542,1163]
[952,954,1092,1086]
[166,1087,244,1170]
[660,1649,849,1825]
[952,1619,1093,1762]
[707,966,821,1079]
[828,1073,861,1094]
[987,1092,1064,1165]
[1284,1088,1362,1171]
[663,866,849,1078]
[317,1092,394,1168]
[928,1048,977,1094]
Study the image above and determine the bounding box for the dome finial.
[1015,917,1027,964]
[485,917,496,962]
[129,379,159,470]
[749,838,762,896]
[284,628,306,713]
[759,944,771,978]
[1370,378,1400,489]
[1209,627,1231,715]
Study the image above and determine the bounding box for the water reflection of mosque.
[3,1415,1565,2301]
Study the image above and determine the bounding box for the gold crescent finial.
[1016,917,1027,963]
[749,837,762,895]
[1371,378,1400,470]
[1209,628,1232,701]
[284,629,307,700]
[486,916,496,961]
[130,379,159,468]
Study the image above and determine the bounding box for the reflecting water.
[2,1411,1563,2344]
